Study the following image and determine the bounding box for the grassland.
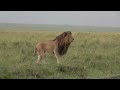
[0,23,120,79]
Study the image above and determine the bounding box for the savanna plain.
[0,24,120,79]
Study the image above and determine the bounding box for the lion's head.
[53,31,74,55]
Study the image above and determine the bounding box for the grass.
[0,31,120,79]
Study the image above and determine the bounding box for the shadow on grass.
[56,65,88,79]
[105,75,120,79]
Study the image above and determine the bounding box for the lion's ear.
[68,31,71,35]
[66,31,71,35]
[63,32,67,37]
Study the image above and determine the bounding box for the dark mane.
[53,32,71,55]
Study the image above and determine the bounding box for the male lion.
[34,31,74,64]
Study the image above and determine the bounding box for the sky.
[0,11,120,27]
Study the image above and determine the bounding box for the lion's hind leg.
[37,51,47,64]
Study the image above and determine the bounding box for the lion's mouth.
[72,39,74,42]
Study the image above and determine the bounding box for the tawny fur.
[34,31,74,64]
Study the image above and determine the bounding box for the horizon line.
[0,22,120,28]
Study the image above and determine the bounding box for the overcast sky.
[0,11,120,27]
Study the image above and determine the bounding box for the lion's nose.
[73,38,74,41]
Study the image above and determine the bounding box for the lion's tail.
[33,46,37,56]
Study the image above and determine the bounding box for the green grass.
[0,31,120,79]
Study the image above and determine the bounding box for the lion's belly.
[36,40,56,54]
[45,45,54,54]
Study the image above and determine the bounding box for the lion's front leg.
[53,50,61,64]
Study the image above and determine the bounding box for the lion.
[34,31,74,64]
